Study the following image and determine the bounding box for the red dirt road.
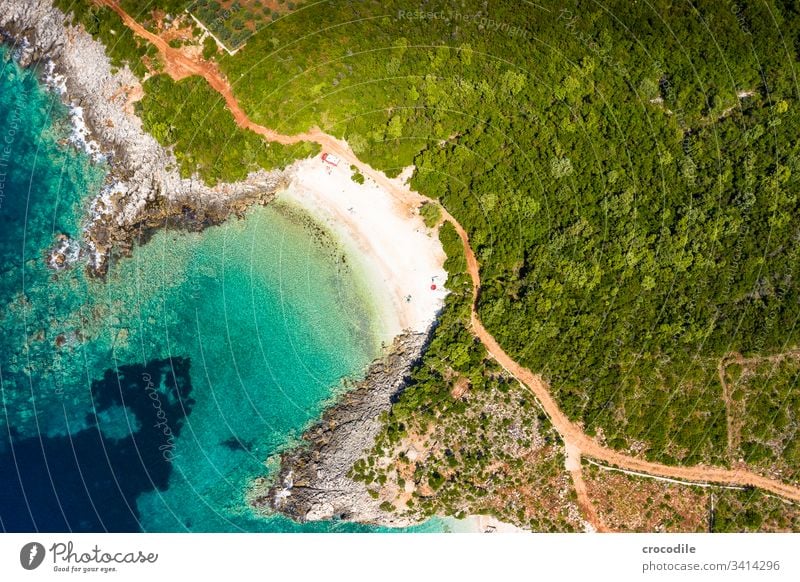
[99,0,800,506]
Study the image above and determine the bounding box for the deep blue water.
[0,46,441,533]
[1,358,194,532]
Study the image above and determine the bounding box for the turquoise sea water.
[0,45,442,532]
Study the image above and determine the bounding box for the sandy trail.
[100,0,800,506]
[570,469,608,532]
[566,443,608,532]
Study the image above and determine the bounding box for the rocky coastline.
[0,0,288,276]
[249,330,432,528]
[1,0,433,528]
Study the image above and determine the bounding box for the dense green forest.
[54,0,158,77]
[137,75,316,184]
[212,0,800,467]
[57,0,800,524]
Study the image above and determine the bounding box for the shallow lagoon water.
[0,46,441,533]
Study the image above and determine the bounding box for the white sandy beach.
[444,514,528,533]
[278,156,448,344]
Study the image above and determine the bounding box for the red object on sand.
[321,152,341,167]
[431,284,437,290]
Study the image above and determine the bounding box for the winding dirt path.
[99,0,800,506]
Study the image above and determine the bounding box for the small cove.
[0,47,441,532]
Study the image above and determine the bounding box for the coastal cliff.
[0,0,288,276]
[249,331,431,528]
[1,0,436,530]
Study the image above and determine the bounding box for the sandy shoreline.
[254,157,450,526]
[2,0,451,528]
[442,515,529,533]
[279,157,448,345]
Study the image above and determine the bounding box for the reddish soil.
[450,376,470,400]
[569,464,609,532]
[100,0,800,506]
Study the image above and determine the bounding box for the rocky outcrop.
[1,0,430,528]
[0,0,288,276]
[249,331,431,527]
[0,0,65,66]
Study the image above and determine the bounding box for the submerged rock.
[46,233,81,271]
